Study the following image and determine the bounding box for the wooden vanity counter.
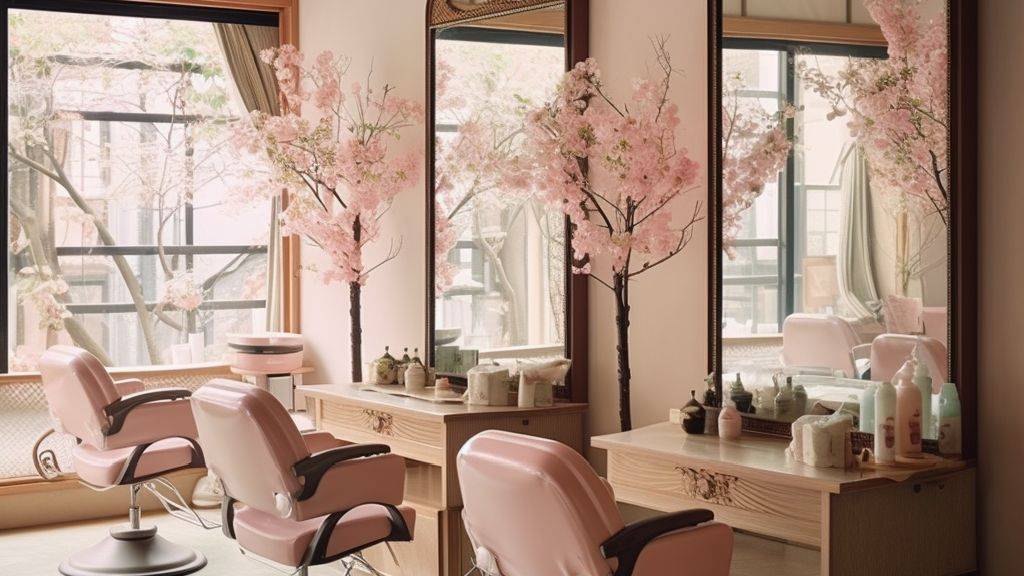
[593,422,976,576]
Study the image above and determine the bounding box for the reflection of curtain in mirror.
[215,23,281,331]
[836,146,879,320]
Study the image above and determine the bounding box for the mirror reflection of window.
[433,17,566,375]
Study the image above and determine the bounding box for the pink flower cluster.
[21,275,71,331]
[240,46,422,286]
[527,47,701,278]
[161,274,204,312]
[802,0,949,223]
[721,79,793,259]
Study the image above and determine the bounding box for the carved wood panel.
[429,0,562,28]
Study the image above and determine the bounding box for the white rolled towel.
[517,358,571,385]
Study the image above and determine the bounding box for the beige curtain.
[215,23,282,331]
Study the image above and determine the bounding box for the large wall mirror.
[426,0,589,401]
[709,0,976,453]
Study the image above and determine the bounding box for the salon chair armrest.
[293,444,391,500]
[602,509,716,576]
[104,388,192,436]
[852,343,872,361]
[291,445,405,521]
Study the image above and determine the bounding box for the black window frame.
[722,38,887,335]
[3,0,279,371]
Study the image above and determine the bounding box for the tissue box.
[467,365,511,406]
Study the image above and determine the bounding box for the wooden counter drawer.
[607,450,822,547]
[319,402,445,465]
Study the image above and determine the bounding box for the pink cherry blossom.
[234,45,421,287]
[526,43,702,281]
[802,0,949,223]
[161,273,204,312]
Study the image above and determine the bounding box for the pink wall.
[978,0,1024,571]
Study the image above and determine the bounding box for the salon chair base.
[58,526,206,576]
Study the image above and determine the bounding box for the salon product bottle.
[859,383,877,433]
[874,378,898,464]
[718,400,742,440]
[895,360,923,457]
[775,377,795,421]
[793,384,808,417]
[730,373,753,413]
[937,383,962,455]
[411,347,423,366]
[912,345,934,439]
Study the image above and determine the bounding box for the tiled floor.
[0,512,819,575]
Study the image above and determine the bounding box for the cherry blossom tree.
[528,41,702,431]
[236,46,421,382]
[721,75,793,259]
[802,0,949,224]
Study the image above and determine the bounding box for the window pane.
[7,9,272,371]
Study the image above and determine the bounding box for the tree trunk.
[350,280,363,382]
[614,272,632,431]
[350,216,363,383]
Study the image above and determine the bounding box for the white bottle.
[937,383,962,455]
[895,360,923,457]
[912,345,934,439]
[874,378,898,464]
[718,400,742,441]
[859,383,877,433]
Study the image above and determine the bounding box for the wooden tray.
[358,383,466,404]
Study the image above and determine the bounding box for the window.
[722,41,885,336]
[5,2,279,371]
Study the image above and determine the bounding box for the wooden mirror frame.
[707,0,977,457]
[425,0,590,402]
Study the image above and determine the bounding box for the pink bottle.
[894,360,923,457]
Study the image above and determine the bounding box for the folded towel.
[788,415,828,462]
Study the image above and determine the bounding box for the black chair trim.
[293,444,391,501]
[304,502,413,567]
[601,508,715,576]
[221,495,238,540]
[104,388,193,436]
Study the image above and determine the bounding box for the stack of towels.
[788,413,855,469]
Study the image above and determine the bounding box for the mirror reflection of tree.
[434,34,563,350]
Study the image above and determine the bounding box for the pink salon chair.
[38,346,207,576]
[870,334,949,388]
[457,430,733,576]
[191,379,415,575]
[781,314,870,378]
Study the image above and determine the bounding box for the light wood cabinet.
[593,422,976,576]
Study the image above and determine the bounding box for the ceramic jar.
[405,363,427,391]
[681,390,706,434]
